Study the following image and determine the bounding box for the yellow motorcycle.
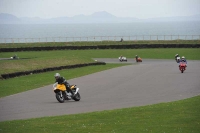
[53,82,81,103]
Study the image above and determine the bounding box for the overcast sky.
[0,0,200,19]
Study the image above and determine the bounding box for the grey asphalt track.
[0,59,200,122]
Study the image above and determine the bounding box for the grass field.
[0,48,200,133]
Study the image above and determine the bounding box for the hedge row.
[1,44,200,52]
[1,62,106,79]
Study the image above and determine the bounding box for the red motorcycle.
[135,57,142,62]
[179,62,187,73]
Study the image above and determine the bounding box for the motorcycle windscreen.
[56,84,66,91]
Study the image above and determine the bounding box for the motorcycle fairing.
[180,62,186,67]
[55,84,66,91]
[53,83,77,92]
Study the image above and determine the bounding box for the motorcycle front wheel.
[56,92,65,103]
[181,69,184,73]
[73,92,81,101]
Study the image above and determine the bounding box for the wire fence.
[0,35,200,44]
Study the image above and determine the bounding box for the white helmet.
[181,56,185,59]
[54,73,60,78]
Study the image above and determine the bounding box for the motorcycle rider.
[13,54,18,59]
[175,54,180,62]
[135,55,138,62]
[119,55,123,60]
[175,54,179,59]
[54,73,75,98]
[180,56,187,63]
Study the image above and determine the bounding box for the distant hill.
[0,11,200,24]
[0,13,21,24]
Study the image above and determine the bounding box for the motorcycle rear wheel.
[56,92,65,103]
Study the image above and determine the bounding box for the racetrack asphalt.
[0,59,200,122]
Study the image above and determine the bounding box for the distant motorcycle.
[10,55,19,59]
[53,83,81,103]
[136,57,142,62]
[179,62,187,73]
[176,56,180,63]
[119,56,127,62]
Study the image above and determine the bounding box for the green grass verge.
[1,48,200,74]
[0,40,200,48]
[0,95,199,133]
